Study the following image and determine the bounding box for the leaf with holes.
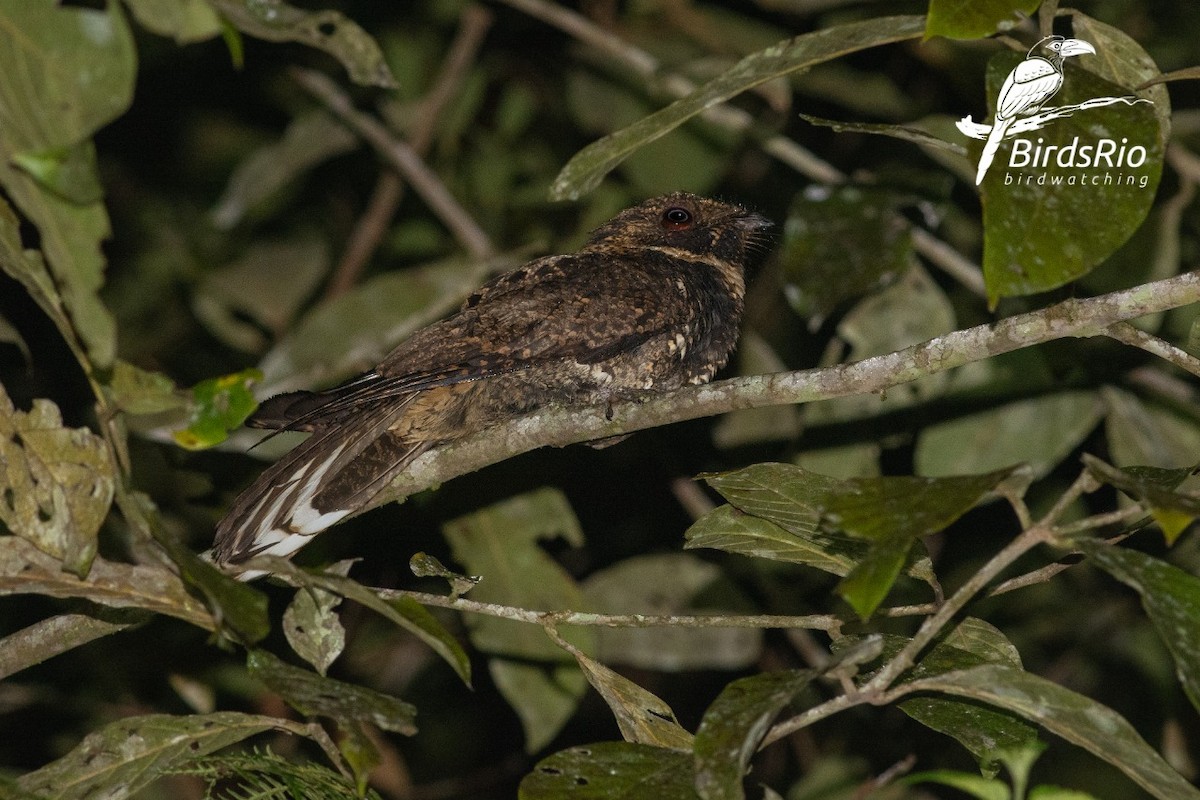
[0,385,113,576]
[520,742,697,799]
[694,669,816,800]
[556,633,693,751]
[17,712,284,800]
[208,0,396,88]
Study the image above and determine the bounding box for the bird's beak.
[1060,39,1096,57]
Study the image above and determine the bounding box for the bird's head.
[1034,36,1096,60]
[584,192,773,267]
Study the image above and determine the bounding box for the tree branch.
[365,269,1200,512]
[292,67,495,261]
[1105,321,1200,378]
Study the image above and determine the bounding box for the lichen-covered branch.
[369,269,1200,511]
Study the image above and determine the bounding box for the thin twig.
[1105,321,1200,378]
[1054,506,1147,537]
[325,7,494,299]
[763,524,1053,746]
[293,68,495,261]
[325,173,403,299]
[1036,467,1101,528]
[372,588,840,630]
[910,228,987,297]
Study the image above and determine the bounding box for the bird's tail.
[975,117,1011,184]
[212,400,426,570]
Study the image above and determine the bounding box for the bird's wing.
[996,57,1063,119]
[255,252,691,430]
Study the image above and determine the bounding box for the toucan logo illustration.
[957,35,1149,185]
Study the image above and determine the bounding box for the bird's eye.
[662,207,693,230]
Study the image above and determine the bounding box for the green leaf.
[128,486,268,645]
[798,113,967,155]
[258,559,472,685]
[520,742,697,800]
[554,632,694,751]
[247,650,417,735]
[443,488,593,752]
[827,468,1018,541]
[283,577,347,677]
[0,611,144,681]
[828,468,1019,618]
[0,1,136,147]
[0,537,212,631]
[905,770,1009,800]
[208,0,396,88]
[564,70,733,198]
[695,463,1014,617]
[693,465,867,575]
[193,237,328,353]
[993,742,1048,800]
[1081,455,1199,543]
[257,257,495,394]
[582,554,761,671]
[172,368,261,450]
[0,385,113,575]
[1029,786,1100,800]
[107,360,188,416]
[123,0,221,43]
[977,50,1164,304]
[776,187,915,324]
[916,392,1104,479]
[550,15,927,200]
[1103,387,1200,469]
[11,142,103,205]
[410,551,479,599]
[693,669,816,800]
[0,0,137,368]
[898,619,1038,772]
[925,0,1039,40]
[211,109,357,229]
[684,504,864,575]
[834,535,916,620]
[1066,11,1171,137]
[16,712,283,800]
[913,664,1200,800]
[0,198,77,356]
[1075,539,1200,713]
[804,265,955,424]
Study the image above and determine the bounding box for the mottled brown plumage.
[212,193,770,567]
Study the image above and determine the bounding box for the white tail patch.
[232,442,351,563]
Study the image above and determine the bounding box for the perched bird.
[212,192,770,568]
[975,35,1095,184]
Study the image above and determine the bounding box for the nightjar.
[212,192,770,568]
